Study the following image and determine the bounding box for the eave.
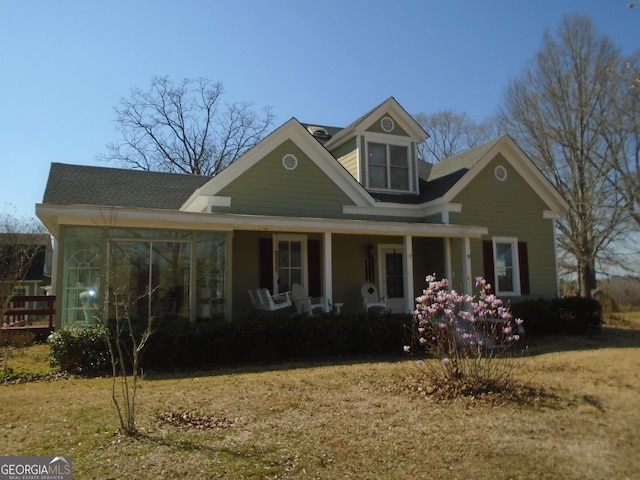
[36,204,487,239]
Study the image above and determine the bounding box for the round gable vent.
[381,116,394,132]
[495,165,508,181]
[282,154,298,170]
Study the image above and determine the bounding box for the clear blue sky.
[0,0,637,220]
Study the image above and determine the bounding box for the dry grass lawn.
[1,315,639,479]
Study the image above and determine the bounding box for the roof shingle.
[42,163,212,210]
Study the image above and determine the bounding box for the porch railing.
[2,295,56,334]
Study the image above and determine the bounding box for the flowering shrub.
[405,275,525,396]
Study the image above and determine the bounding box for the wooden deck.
[2,295,55,336]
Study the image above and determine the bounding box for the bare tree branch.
[99,76,275,175]
[414,110,499,163]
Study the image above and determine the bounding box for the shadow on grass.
[143,353,408,382]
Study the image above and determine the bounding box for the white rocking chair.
[248,288,292,311]
[361,283,387,313]
[291,283,326,315]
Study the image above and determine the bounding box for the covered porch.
[229,216,487,318]
[36,205,486,326]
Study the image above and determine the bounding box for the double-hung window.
[482,237,530,296]
[367,140,411,192]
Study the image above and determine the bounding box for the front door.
[379,245,405,312]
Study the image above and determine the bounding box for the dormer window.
[366,140,412,192]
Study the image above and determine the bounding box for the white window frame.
[492,237,521,296]
[364,132,414,193]
[272,233,308,294]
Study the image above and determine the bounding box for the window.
[495,240,517,294]
[109,240,191,321]
[276,236,304,294]
[60,226,227,326]
[259,235,322,298]
[482,238,530,296]
[367,141,410,191]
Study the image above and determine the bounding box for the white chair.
[248,288,292,311]
[290,283,326,315]
[361,283,387,313]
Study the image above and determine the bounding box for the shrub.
[140,311,411,370]
[48,326,110,373]
[511,296,603,336]
[510,298,559,337]
[555,295,602,334]
[406,275,525,397]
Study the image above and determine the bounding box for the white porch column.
[323,231,332,312]
[462,237,472,295]
[444,238,452,285]
[50,237,58,296]
[404,235,414,314]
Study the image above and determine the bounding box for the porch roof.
[36,203,487,239]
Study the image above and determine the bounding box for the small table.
[333,302,344,314]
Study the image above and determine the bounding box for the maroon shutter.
[482,240,495,294]
[308,239,322,298]
[518,241,530,295]
[258,237,273,291]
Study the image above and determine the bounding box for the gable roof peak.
[325,97,429,148]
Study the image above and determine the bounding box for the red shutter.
[518,241,530,295]
[308,239,322,298]
[482,240,495,294]
[258,238,273,291]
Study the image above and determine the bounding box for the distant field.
[1,317,639,479]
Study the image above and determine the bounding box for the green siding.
[449,154,558,298]
[217,140,355,218]
[332,138,359,179]
[366,114,409,136]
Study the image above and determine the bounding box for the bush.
[48,326,111,373]
[406,275,525,396]
[511,299,559,337]
[139,311,411,370]
[555,296,602,334]
[511,296,603,337]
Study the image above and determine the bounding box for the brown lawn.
[1,315,639,479]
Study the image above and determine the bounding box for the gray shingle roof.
[427,136,502,181]
[42,163,212,210]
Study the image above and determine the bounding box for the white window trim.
[364,132,414,193]
[272,233,308,294]
[492,237,521,296]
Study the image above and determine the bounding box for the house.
[36,97,567,329]
[0,233,52,297]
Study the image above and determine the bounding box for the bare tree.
[414,110,499,163]
[603,52,640,228]
[100,76,275,175]
[0,213,47,318]
[500,14,629,297]
[0,212,47,371]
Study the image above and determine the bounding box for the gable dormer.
[324,97,428,196]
